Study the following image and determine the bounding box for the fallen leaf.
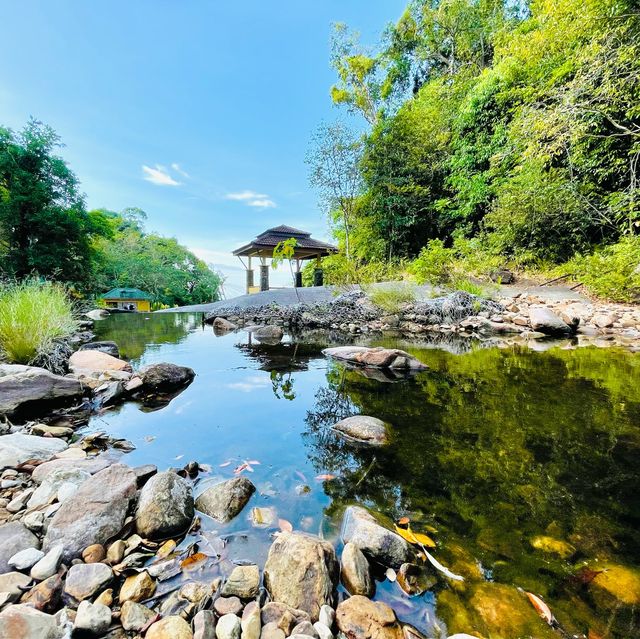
[295,470,307,482]
[156,539,176,559]
[144,435,155,443]
[424,551,464,581]
[394,524,436,548]
[234,463,249,474]
[278,518,293,533]
[175,454,184,460]
[181,552,208,569]
[243,463,254,473]
[315,474,337,481]
[385,567,397,582]
[397,516,410,526]
[246,460,261,465]
[525,592,554,625]
[219,460,232,467]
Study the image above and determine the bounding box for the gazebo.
[233,225,337,293]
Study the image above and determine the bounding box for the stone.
[64,562,113,600]
[593,313,617,328]
[82,544,106,564]
[179,581,210,603]
[254,326,284,342]
[318,606,335,630]
[313,622,333,639]
[217,614,242,639]
[146,616,194,639]
[7,488,33,513]
[590,563,640,607]
[222,564,260,599]
[529,535,576,559]
[8,547,44,571]
[79,341,120,358]
[341,506,412,568]
[291,622,317,639]
[0,432,67,469]
[20,572,63,612]
[74,600,111,635]
[31,424,74,438]
[261,602,310,626]
[133,463,158,486]
[260,622,286,639]
[95,588,113,607]
[120,600,156,632]
[119,570,156,603]
[43,464,137,562]
[0,571,32,602]
[68,350,132,375]
[135,470,194,539]
[529,307,572,336]
[30,545,64,581]
[0,604,63,639]
[106,540,127,565]
[214,596,243,616]
[28,467,91,509]
[86,309,110,320]
[139,362,195,392]
[0,522,39,573]
[336,596,403,639]
[213,317,237,332]
[322,347,427,371]
[341,542,374,597]
[195,477,256,523]
[0,365,84,418]
[241,602,261,639]
[263,531,339,622]
[331,416,389,446]
[31,455,115,483]
[396,563,435,596]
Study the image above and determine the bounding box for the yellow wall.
[103,298,151,312]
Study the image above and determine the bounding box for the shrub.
[0,280,79,364]
[367,284,416,313]
[302,254,406,287]
[450,276,489,297]
[407,239,453,285]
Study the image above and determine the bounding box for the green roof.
[100,287,153,300]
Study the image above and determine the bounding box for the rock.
[341,506,412,568]
[7,487,34,513]
[82,544,106,564]
[0,571,32,602]
[20,572,63,612]
[529,307,572,336]
[215,596,243,616]
[217,614,242,639]
[241,602,261,639]
[95,588,113,607]
[336,596,403,639]
[120,600,156,632]
[322,347,427,371]
[396,563,435,596]
[22,511,45,533]
[213,317,237,332]
[331,416,389,446]
[254,326,283,342]
[0,604,64,639]
[139,362,195,392]
[263,531,339,622]
[291,622,317,639]
[313,622,333,639]
[0,432,67,469]
[0,365,84,418]
[261,603,310,627]
[222,564,260,599]
[260,622,286,639]
[146,616,194,639]
[31,455,115,484]
[179,581,209,603]
[28,467,91,509]
[8,547,44,571]
[135,470,194,539]
[593,313,617,328]
[319,606,335,629]
[589,563,640,608]
[529,535,576,559]
[79,341,120,358]
[86,309,110,320]
[106,540,127,565]
[195,477,256,523]
[74,600,111,635]
[43,464,137,562]
[30,424,73,438]
[68,350,132,375]
[341,542,374,597]
[0,522,40,573]
[30,545,64,581]
[64,562,113,600]
[119,570,156,603]
[133,463,158,486]
[195,609,217,639]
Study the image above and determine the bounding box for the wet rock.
[139,362,195,392]
[0,603,64,638]
[69,350,132,375]
[0,522,40,573]
[74,599,111,635]
[8,547,44,571]
[82,544,106,564]
[213,317,237,332]
[133,463,158,486]
[43,464,137,562]
[529,307,572,336]
[263,531,339,622]
[397,563,435,596]
[0,571,32,602]
[179,581,209,603]
[64,562,113,601]
[217,613,242,639]
[195,609,217,639]
[529,535,576,559]
[195,477,256,523]
[215,596,243,616]
[341,506,412,568]
[241,602,261,639]
[20,572,63,612]
[254,326,283,342]
[222,564,260,599]
[336,596,403,639]
[331,416,389,447]
[79,341,120,358]
[322,347,427,371]
[341,542,374,597]
[120,600,156,631]
[0,432,67,469]
[146,615,194,639]
[0,365,84,418]
[135,470,194,539]
[28,467,91,509]
[589,562,640,630]
[31,424,74,438]
[119,570,156,603]
[30,544,64,581]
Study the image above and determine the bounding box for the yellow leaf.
[395,524,436,548]
[181,552,208,569]
[156,539,176,559]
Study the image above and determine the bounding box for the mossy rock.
[588,563,640,633]
[529,535,576,559]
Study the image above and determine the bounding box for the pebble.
[82,544,106,564]
[119,570,156,602]
[7,488,34,513]
[260,622,286,639]
[241,601,261,639]
[313,622,333,639]
[30,544,64,581]
[95,588,113,607]
[291,622,318,638]
[0,571,32,602]
[74,599,112,635]
[222,564,260,599]
[194,609,217,639]
[146,615,194,639]
[8,547,44,571]
[215,595,243,616]
[121,600,156,631]
[318,606,335,629]
[180,580,210,603]
[64,562,113,601]
[217,614,242,639]
[23,511,45,532]
[106,539,126,564]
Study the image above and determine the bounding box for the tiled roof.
[101,287,153,300]
[257,225,311,238]
[233,225,337,257]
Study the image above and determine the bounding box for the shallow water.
[93,313,640,638]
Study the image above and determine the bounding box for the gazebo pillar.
[294,259,302,288]
[260,258,269,291]
[245,256,254,294]
[313,255,324,286]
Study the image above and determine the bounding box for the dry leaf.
[234,463,249,474]
[394,524,436,548]
[295,470,307,482]
[315,474,336,481]
[181,552,208,569]
[525,592,554,625]
[156,539,176,559]
[246,460,261,465]
[424,551,464,581]
[278,518,293,533]
[397,516,410,526]
[219,460,232,467]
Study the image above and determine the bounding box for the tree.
[307,122,364,260]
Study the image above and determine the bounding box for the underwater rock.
[322,346,427,371]
[195,477,256,523]
[331,415,389,446]
[396,563,436,596]
[340,542,374,597]
[529,535,576,559]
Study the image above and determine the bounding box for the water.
[93,312,640,638]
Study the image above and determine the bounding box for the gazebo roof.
[233,225,338,259]
[101,287,153,300]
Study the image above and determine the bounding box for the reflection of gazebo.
[233,225,337,293]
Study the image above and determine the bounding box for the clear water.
[92,313,640,638]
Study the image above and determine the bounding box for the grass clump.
[367,284,416,313]
[0,280,79,364]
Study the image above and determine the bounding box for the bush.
[367,284,416,313]
[302,254,406,287]
[0,280,79,364]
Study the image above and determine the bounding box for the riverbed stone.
[397,563,435,596]
[0,522,40,573]
[135,470,194,538]
[139,362,195,392]
[341,542,374,597]
[8,547,44,571]
[313,622,333,639]
[213,317,237,332]
[0,604,64,639]
[261,603,310,627]
[215,596,243,616]
[529,307,572,335]
[30,424,74,438]
[341,506,412,568]
[0,432,68,469]
[322,347,427,370]
[74,599,112,635]
[119,570,156,603]
[291,621,317,639]
[31,455,115,483]
[254,326,283,342]
[69,350,132,375]
[241,602,261,639]
[331,416,389,446]
[82,544,106,564]
[195,477,256,522]
[121,600,156,631]
[64,562,113,601]
[20,572,63,612]
[30,544,64,581]
[28,467,91,509]
[217,614,242,639]
[336,596,403,639]
[147,615,194,639]
[79,341,120,358]
[319,606,335,629]
[195,609,217,639]
[0,571,32,602]
[260,622,286,639]
[222,564,260,599]
[263,531,339,622]
[43,463,137,562]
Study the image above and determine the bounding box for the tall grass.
[367,284,416,314]
[0,280,79,364]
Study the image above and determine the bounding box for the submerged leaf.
[219,460,232,467]
[394,524,436,548]
[424,551,464,581]
[181,552,208,569]
[315,473,337,481]
[525,592,554,625]
[278,518,293,533]
[156,539,176,559]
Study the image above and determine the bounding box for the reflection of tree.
[270,371,296,401]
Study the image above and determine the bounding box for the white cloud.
[225,190,276,208]
[142,164,181,186]
[171,163,189,178]
[247,198,276,208]
[226,375,271,393]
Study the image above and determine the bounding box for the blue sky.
[0,1,406,296]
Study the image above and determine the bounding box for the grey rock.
[260,622,285,639]
[322,347,427,371]
[222,564,260,599]
[8,547,44,571]
[213,317,237,332]
[0,432,67,469]
[7,487,34,513]
[195,477,256,523]
[340,542,374,597]
[0,522,40,573]
[120,600,156,631]
[217,614,242,639]
[529,307,572,335]
[74,599,112,635]
[135,471,194,539]
[194,609,217,639]
[28,467,91,509]
[214,596,243,616]
[0,571,32,602]
[139,362,195,392]
[30,545,64,581]
[79,341,120,358]
[313,622,334,639]
[64,562,113,601]
[331,416,389,447]
[0,603,64,638]
[291,622,318,639]
[241,602,261,639]
[31,455,116,484]
[22,511,45,533]
[254,326,283,342]
[318,606,335,630]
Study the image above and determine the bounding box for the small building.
[233,225,337,293]
[100,288,153,312]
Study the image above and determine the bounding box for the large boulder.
[0,433,67,470]
[43,463,137,562]
[0,604,66,639]
[139,362,195,392]
[0,522,40,573]
[331,416,389,446]
[195,477,255,523]
[336,596,403,639]
[322,347,427,371]
[31,454,116,484]
[529,307,572,336]
[68,350,132,375]
[341,506,412,568]
[263,532,339,622]
[135,471,194,539]
[79,341,120,358]
[254,326,284,342]
[28,467,91,508]
[0,365,83,417]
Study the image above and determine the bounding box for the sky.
[0,1,406,297]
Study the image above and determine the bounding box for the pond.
[92,312,640,639]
